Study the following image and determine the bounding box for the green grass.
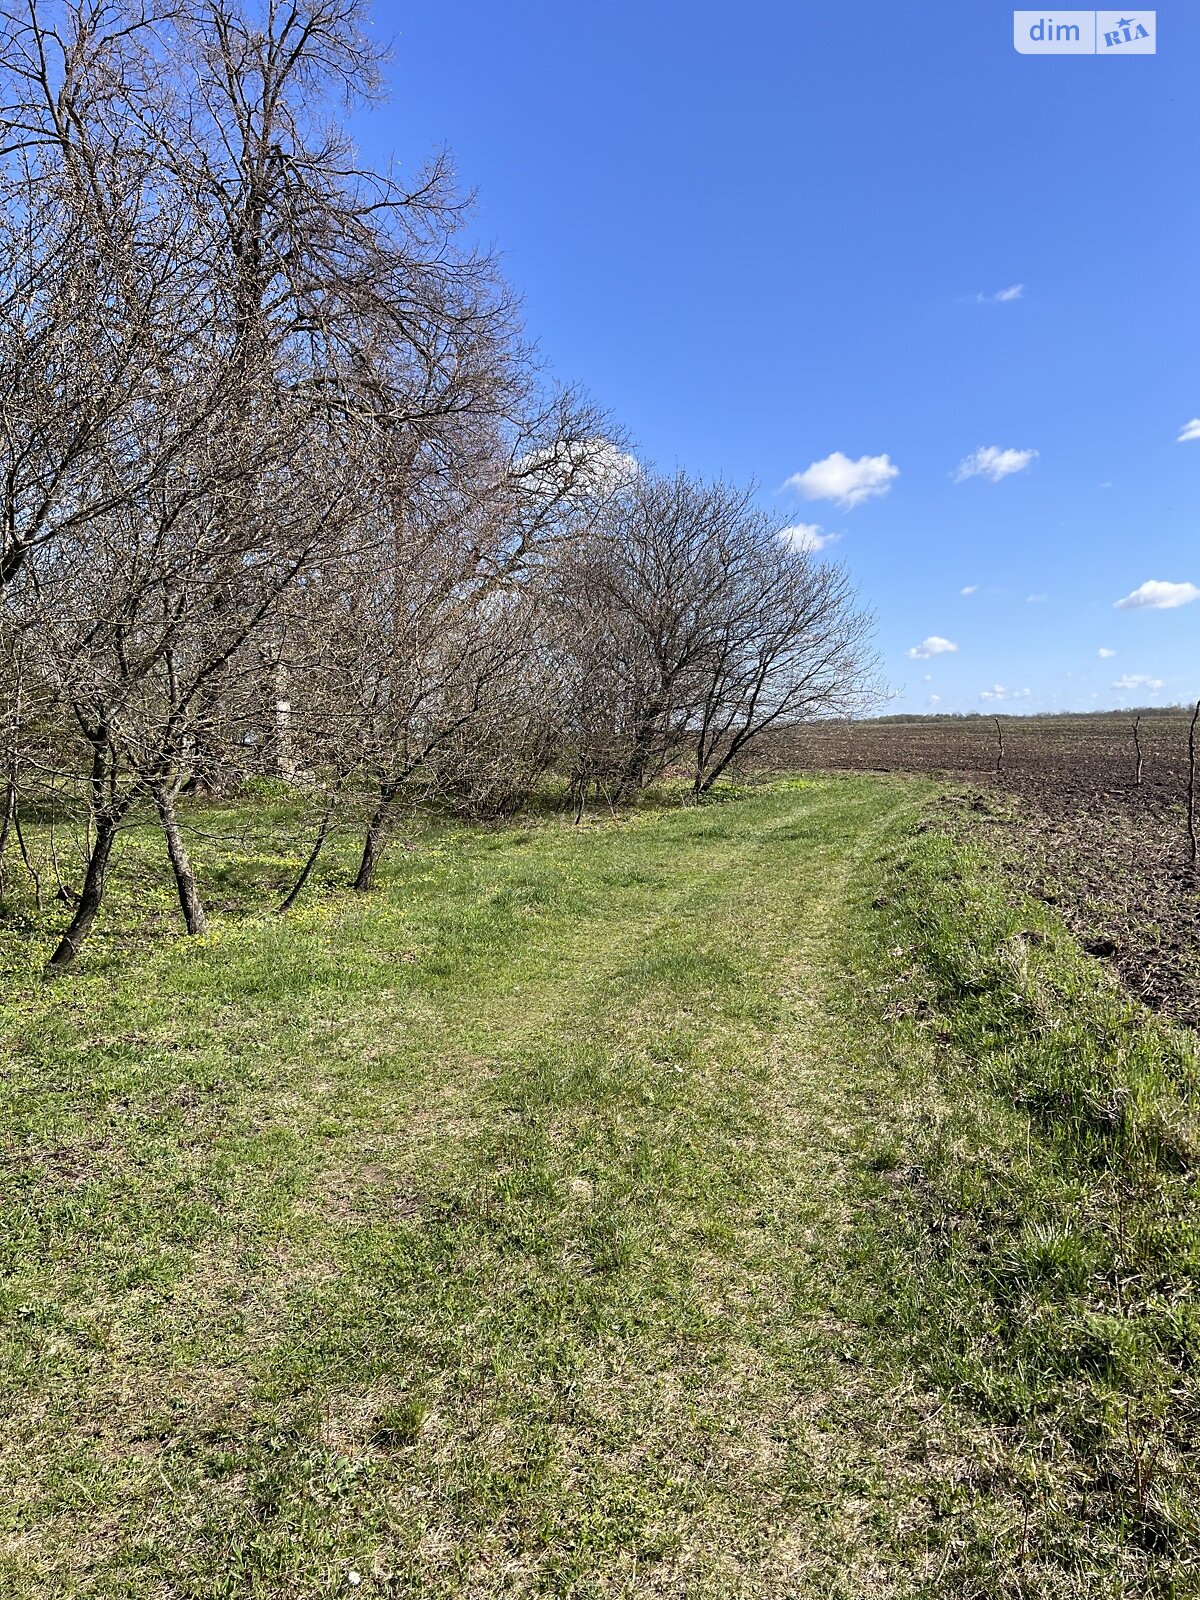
[840,823,1200,1597]
[1,777,1198,1597]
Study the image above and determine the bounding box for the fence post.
[1188,701,1199,881]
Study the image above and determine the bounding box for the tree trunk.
[570,777,587,824]
[13,799,42,910]
[0,769,15,884]
[155,786,207,935]
[46,811,123,970]
[353,785,398,893]
[279,808,335,913]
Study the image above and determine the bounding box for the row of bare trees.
[0,0,873,968]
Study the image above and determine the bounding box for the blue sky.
[355,1,1199,714]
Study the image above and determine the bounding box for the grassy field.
[1,777,1197,1597]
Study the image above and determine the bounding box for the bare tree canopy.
[550,470,875,810]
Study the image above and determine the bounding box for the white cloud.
[954,446,1039,483]
[1026,593,1047,604]
[928,694,942,705]
[979,684,1031,702]
[906,635,958,660]
[922,673,933,682]
[784,451,899,510]
[1114,579,1200,611]
[1177,419,1200,443]
[961,584,979,596]
[1097,647,1116,658]
[1112,674,1165,692]
[517,437,639,502]
[779,522,840,553]
[976,284,1024,304]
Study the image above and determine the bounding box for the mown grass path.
[1,778,930,1598]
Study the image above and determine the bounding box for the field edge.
[833,811,1200,1597]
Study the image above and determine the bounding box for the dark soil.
[764,713,1200,1030]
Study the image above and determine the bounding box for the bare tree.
[689,530,874,797]
[0,0,536,960]
[551,471,874,808]
[0,0,229,598]
[0,0,245,894]
[553,473,751,808]
[0,0,264,961]
[340,398,623,891]
[36,382,367,966]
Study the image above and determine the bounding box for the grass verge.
[841,819,1200,1597]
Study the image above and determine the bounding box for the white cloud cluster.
[979,685,1031,703]
[1112,674,1164,692]
[976,284,1024,304]
[779,523,840,554]
[785,451,899,510]
[1178,419,1200,443]
[1114,579,1200,611]
[960,584,979,596]
[906,635,957,660]
[954,446,1038,483]
[1097,647,1116,658]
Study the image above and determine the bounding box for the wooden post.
[994,717,1004,774]
[1132,715,1143,787]
[1188,700,1199,881]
